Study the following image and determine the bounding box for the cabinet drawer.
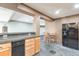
[35,37,40,40]
[0,43,11,49]
[0,48,11,52]
[25,39,34,43]
[25,42,30,46]
[25,52,34,56]
[25,46,35,50]
[36,38,40,41]
[25,47,35,51]
[25,40,30,43]
[25,44,35,49]
[0,48,11,56]
[25,52,33,56]
[25,42,35,46]
[25,48,35,56]
[25,39,35,47]
[30,39,34,42]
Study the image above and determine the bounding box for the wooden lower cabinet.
[0,37,40,56]
[0,49,11,56]
[25,47,35,56]
[0,43,11,56]
[25,38,35,56]
[25,37,40,56]
[35,37,40,53]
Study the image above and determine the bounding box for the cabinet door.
[25,47,35,56]
[35,37,40,53]
[25,38,35,56]
[0,43,11,56]
[0,48,11,56]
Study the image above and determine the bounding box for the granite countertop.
[0,35,40,44]
[0,32,35,35]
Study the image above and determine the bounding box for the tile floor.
[36,36,79,56]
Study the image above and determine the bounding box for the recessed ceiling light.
[74,4,79,8]
[55,9,61,14]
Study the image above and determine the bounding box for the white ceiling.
[0,7,34,23]
[11,11,34,23]
[26,3,79,19]
[0,7,46,25]
[0,7,14,22]
[11,11,46,25]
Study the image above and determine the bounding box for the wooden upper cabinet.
[0,43,11,56]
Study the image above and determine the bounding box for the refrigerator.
[62,23,79,50]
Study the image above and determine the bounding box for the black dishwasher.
[12,40,25,56]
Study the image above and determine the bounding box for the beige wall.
[46,15,79,45]
[45,21,56,34]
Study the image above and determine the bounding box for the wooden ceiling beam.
[54,14,79,20]
[21,3,55,21]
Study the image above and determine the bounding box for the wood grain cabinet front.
[35,37,40,53]
[25,37,40,56]
[0,48,11,56]
[25,38,35,56]
[25,47,35,56]
[0,43,11,56]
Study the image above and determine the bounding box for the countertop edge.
[0,35,41,44]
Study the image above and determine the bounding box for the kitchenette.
[1,3,79,56]
[0,4,42,56]
[0,32,40,56]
